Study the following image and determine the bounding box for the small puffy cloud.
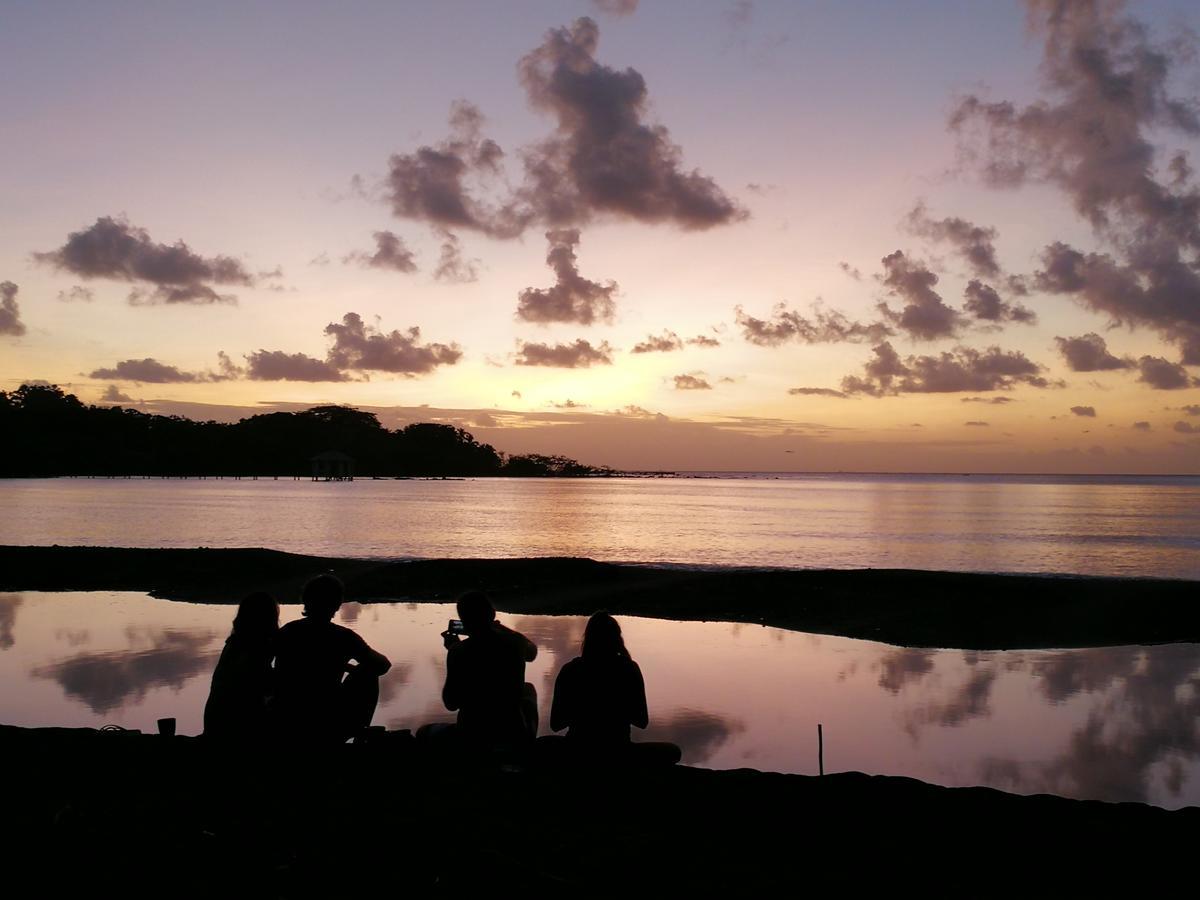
[788,387,848,398]
[516,229,616,325]
[0,281,26,336]
[673,373,712,390]
[551,399,587,408]
[433,230,479,283]
[244,350,350,382]
[100,385,133,403]
[1070,406,1097,417]
[57,285,95,303]
[687,334,721,348]
[343,231,417,273]
[33,216,259,304]
[962,396,1014,404]
[325,313,462,375]
[1174,421,1199,434]
[88,358,200,383]
[631,330,683,353]
[838,261,862,280]
[1137,355,1195,390]
[511,390,522,399]
[515,338,613,368]
[963,279,1035,324]
[1180,405,1200,416]
[965,421,989,427]
[841,341,1050,396]
[1054,333,1133,372]
[906,204,1001,278]
[877,251,962,340]
[1133,421,1151,431]
[736,302,890,346]
[591,0,638,15]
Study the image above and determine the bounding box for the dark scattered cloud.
[877,251,962,340]
[100,384,134,403]
[550,399,587,409]
[56,285,95,303]
[325,312,462,375]
[642,710,744,765]
[0,281,26,336]
[963,279,1036,324]
[951,3,1200,364]
[244,350,350,382]
[516,229,617,325]
[33,216,261,305]
[961,396,1014,404]
[905,203,1001,278]
[1180,404,1200,416]
[88,356,230,384]
[1070,405,1097,417]
[1054,332,1133,372]
[343,230,418,273]
[877,648,935,694]
[736,302,891,346]
[965,420,990,426]
[841,341,1051,396]
[591,0,638,15]
[687,334,721,348]
[433,229,479,283]
[673,373,712,390]
[1175,420,1199,434]
[1133,421,1152,431]
[788,387,849,398]
[518,17,745,231]
[905,667,998,731]
[838,261,862,280]
[631,330,683,353]
[1137,355,1196,390]
[515,338,613,368]
[0,594,21,650]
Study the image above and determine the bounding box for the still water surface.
[2,475,1198,577]
[2,591,1197,809]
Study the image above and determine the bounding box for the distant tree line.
[0,384,612,478]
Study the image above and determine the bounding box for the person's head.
[232,591,279,639]
[302,573,344,621]
[582,611,629,661]
[456,590,496,636]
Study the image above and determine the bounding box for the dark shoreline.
[3,544,1197,650]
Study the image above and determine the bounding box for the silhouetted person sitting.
[203,591,279,741]
[438,591,538,753]
[271,574,391,743]
[546,612,681,766]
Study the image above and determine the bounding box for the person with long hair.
[548,612,680,765]
[203,591,280,740]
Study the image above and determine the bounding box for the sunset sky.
[2,0,1199,472]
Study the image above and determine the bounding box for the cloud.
[551,399,587,409]
[1137,355,1195,389]
[735,301,891,346]
[905,203,1001,278]
[963,279,1036,324]
[1174,420,1199,434]
[0,594,21,650]
[951,4,1200,363]
[591,0,638,15]
[838,261,862,280]
[687,334,721,348]
[325,312,462,375]
[641,710,743,765]
[56,285,95,303]
[962,396,1014,404]
[1133,421,1151,431]
[511,390,522,399]
[33,216,259,304]
[876,648,936,693]
[1054,332,1133,371]
[343,231,417,273]
[841,341,1051,396]
[1180,404,1200,416]
[517,17,745,230]
[877,251,962,340]
[0,281,26,336]
[631,330,683,353]
[100,384,134,403]
[788,387,849,398]
[1070,405,1097,417]
[965,420,990,426]
[433,229,479,283]
[515,338,613,367]
[244,350,350,382]
[516,229,617,325]
[673,373,712,390]
[89,358,205,383]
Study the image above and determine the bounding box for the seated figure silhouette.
[435,591,538,754]
[547,612,681,766]
[271,574,391,743]
[203,591,279,740]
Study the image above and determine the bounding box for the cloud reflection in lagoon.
[1,592,1198,808]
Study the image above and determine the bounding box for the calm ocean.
[1,473,1197,578]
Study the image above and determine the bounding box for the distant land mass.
[0,383,612,478]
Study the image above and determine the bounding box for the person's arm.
[549,663,573,733]
[628,661,649,730]
[347,631,391,676]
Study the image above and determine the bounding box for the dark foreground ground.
[2,724,1194,896]
[3,544,1197,649]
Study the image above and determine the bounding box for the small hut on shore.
[310,450,354,481]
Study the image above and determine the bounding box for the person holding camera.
[438,591,539,753]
